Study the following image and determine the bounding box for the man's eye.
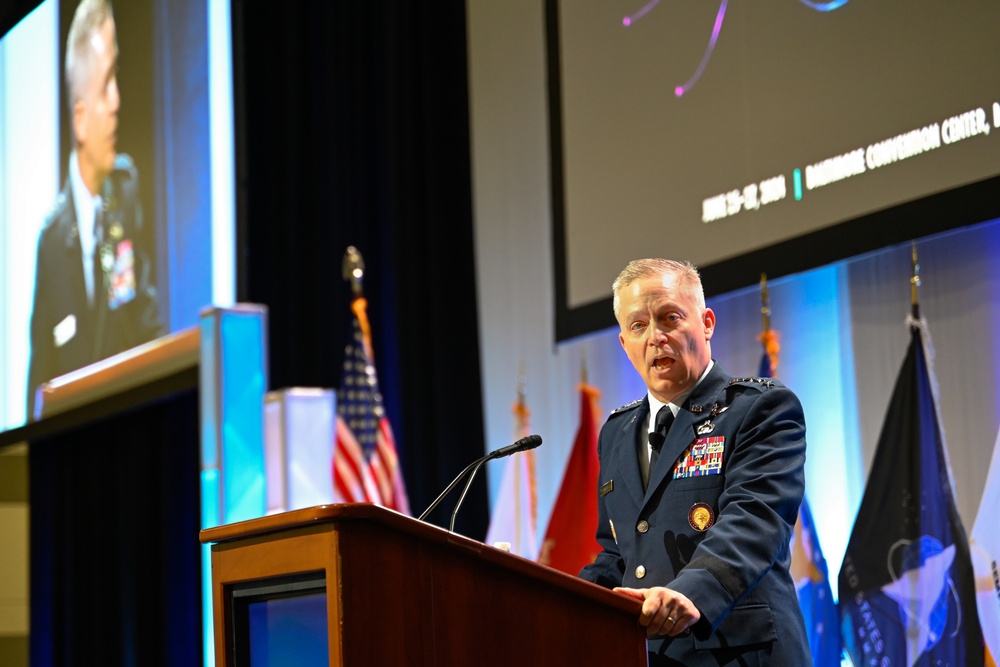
[630,322,646,332]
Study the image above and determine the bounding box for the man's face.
[73,17,119,191]
[617,273,715,404]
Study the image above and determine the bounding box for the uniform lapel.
[57,183,96,349]
[615,399,649,508]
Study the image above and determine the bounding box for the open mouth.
[653,356,674,371]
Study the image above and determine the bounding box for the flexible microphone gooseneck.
[416,435,543,530]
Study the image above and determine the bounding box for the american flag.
[332,300,410,514]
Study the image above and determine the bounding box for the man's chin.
[650,381,678,400]
[99,153,117,180]
[650,368,676,385]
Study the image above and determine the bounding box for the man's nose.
[647,323,668,344]
[109,79,120,113]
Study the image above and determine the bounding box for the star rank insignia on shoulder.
[609,398,643,417]
[728,377,776,388]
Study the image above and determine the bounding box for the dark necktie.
[92,205,105,308]
[647,406,674,486]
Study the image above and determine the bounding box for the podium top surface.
[199,503,372,544]
[199,503,644,617]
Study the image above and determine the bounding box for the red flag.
[538,383,602,575]
[332,297,410,514]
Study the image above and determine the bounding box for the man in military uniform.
[580,258,811,666]
[27,0,163,420]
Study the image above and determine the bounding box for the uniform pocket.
[669,475,724,491]
[693,603,776,649]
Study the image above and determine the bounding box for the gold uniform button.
[635,565,646,579]
[637,520,649,533]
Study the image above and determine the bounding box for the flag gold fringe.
[758,328,780,376]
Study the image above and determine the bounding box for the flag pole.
[758,273,779,376]
[343,245,365,297]
[343,246,374,358]
[759,272,771,334]
[515,361,530,432]
[910,241,921,322]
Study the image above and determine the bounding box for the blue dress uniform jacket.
[580,361,811,666]
[27,154,164,420]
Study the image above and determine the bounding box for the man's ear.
[703,308,716,339]
[71,98,86,146]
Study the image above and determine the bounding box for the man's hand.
[613,586,701,637]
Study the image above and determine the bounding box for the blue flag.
[838,324,983,666]
[791,496,843,666]
[760,343,842,666]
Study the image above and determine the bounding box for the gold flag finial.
[910,242,920,320]
[759,273,771,333]
[758,273,780,376]
[342,246,365,297]
[342,246,372,352]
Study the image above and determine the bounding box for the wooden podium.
[200,504,648,666]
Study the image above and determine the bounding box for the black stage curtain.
[233,1,489,537]
[28,390,202,666]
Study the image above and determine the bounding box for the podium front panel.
[201,504,647,666]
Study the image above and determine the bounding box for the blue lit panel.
[199,305,268,524]
[220,310,268,522]
[768,265,861,600]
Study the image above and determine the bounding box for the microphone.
[416,435,543,531]
[488,434,542,459]
[648,431,666,451]
[448,435,541,532]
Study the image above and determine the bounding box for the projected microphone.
[416,435,543,531]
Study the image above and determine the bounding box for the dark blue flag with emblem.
[838,322,983,666]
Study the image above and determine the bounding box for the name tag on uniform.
[673,436,725,478]
[599,480,613,496]
[53,314,77,348]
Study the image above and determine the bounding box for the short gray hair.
[64,0,114,114]
[612,258,705,320]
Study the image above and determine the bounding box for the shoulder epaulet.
[608,398,643,418]
[41,192,68,231]
[103,152,139,205]
[728,377,776,389]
